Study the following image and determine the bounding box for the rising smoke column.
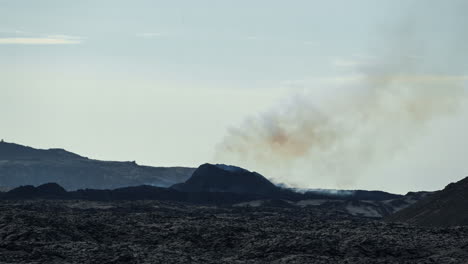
[216,76,465,187]
[215,2,467,188]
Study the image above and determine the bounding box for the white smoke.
[215,1,468,189]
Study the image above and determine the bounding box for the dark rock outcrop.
[5,183,67,199]
[386,176,468,227]
[172,164,405,203]
[171,164,279,195]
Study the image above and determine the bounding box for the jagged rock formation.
[0,141,195,190]
[386,176,468,227]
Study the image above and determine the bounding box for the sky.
[1,0,467,194]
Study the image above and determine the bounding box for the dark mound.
[3,185,38,199]
[36,182,67,196]
[5,183,67,199]
[0,141,195,190]
[172,164,280,195]
[386,176,468,227]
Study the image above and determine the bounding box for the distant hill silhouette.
[172,164,403,202]
[0,141,407,209]
[0,161,423,218]
[0,183,262,204]
[386,176,468,227]
[5,183,67,199]
[0,181,425,218]
[0,141,195,190]
[0,181,375,203]
[0,141,82,160]
[171,164,279,195]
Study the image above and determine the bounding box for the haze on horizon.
[1,0,467,194]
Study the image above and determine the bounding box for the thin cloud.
[0,34,83,45]
[368,74,468,84]
[332,55,426,68]
[282,74,468,89]
[319,74,468,83]
[0,29,27,34]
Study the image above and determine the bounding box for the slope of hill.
[172,164,404,201]
[171,164,279,195]
[386,176,468,226]
[0,141,195,190]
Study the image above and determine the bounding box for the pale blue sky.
[1,0,467,193]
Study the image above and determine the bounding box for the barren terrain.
[1,200,467,263]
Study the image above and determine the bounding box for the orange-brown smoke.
[216,1,468,188]
[215,76,465,187]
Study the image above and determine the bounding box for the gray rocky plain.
[1,200,467,264]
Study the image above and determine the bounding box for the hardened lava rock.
[0,200,467,264]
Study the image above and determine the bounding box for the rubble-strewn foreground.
[1,200,467,264]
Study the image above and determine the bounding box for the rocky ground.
[0,200,468,264]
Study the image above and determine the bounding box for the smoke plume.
[216,2,467,188]
[216,76,465,187]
